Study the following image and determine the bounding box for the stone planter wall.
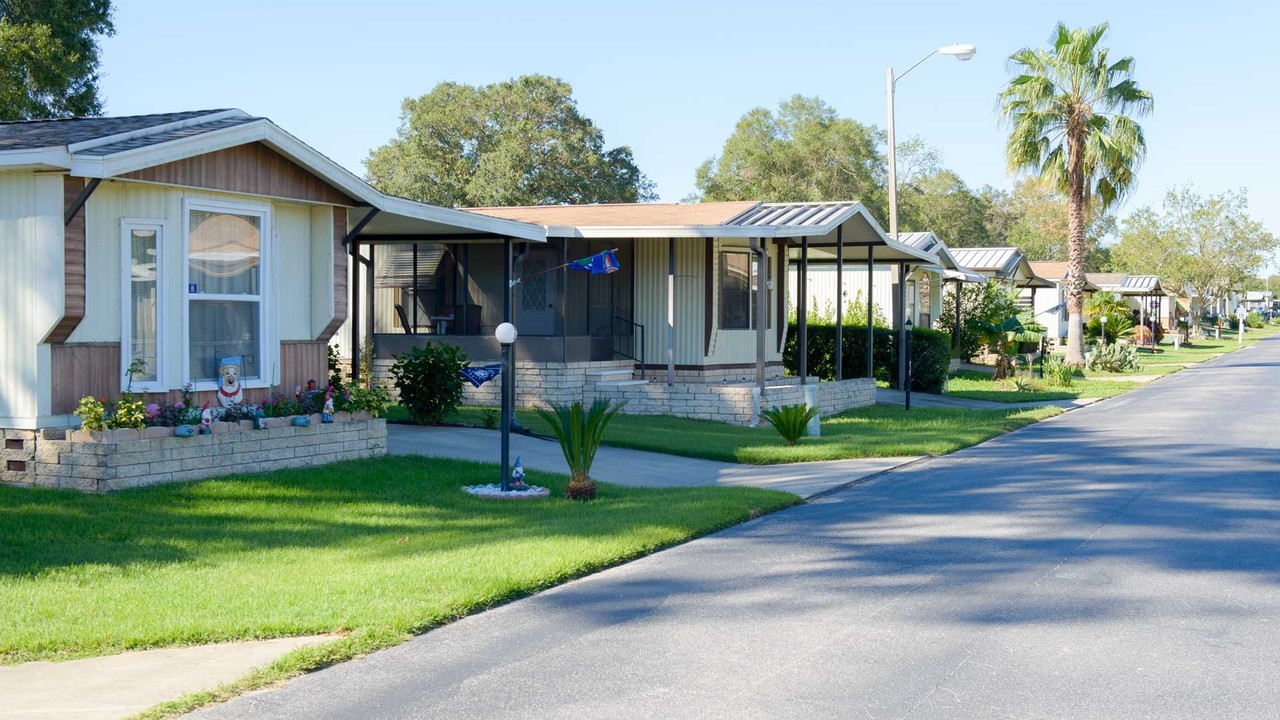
[0,415,386,493]
[374,358,637,409]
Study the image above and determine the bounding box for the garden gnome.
[199,404,214,435]
[322,388,335,423]
[510,456,528,491]
[254,406,267,430]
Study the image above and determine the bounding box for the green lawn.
[0,457,797,666]
[944,370,1144,403]
[391,404,1060,464]
[1135,323,1280,364]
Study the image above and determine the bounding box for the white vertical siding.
[633,238,704,366]
[0,173,61,425]
[275,202,312,341]
[706,238,783,366]
[309,205,336,340]
[786,265,894,323]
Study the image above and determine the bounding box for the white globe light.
[938,43,977,61]
[495,322,518,345]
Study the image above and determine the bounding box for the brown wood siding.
[317,207,348,341]
[280,341,329,387]
[51,343,119,414]
[704,239,713,355]
[45,176,88,344]
[120,142,356,206]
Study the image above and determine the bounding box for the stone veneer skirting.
[369,358,873,427]
[0,415,386,493]
[586,377,876,425]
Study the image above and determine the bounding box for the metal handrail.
[612,315,645,379]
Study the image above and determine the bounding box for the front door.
[518,247,559,335]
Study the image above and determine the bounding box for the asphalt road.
[194,336,1280,720]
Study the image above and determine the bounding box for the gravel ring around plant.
[462,484,551,500]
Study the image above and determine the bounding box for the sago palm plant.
[760,404,820,446]
[536,399,625,501]
[999,23,1153,366]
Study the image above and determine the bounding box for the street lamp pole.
[495,322,518,492]
[886,43,976,238]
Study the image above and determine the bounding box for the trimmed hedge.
[783,324,951,394]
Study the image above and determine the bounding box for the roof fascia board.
[564,225,775,239]
[372,196,546,242]
[0,147,72,169]
[65,109,250,154]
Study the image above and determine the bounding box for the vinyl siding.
[633,238,705,366]
[705,238,782,366]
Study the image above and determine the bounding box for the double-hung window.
[185,200,270,385]
[120,220,167,392]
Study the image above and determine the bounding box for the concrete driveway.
[194,337,1280,719]
[388,424,919,499]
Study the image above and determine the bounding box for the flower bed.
[3,414,386,493]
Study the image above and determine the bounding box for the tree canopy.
[1113,186,1278,323]
[366,75,656,207]
[0,0,114,120]
[692,95,887,219]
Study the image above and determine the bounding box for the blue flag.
[568,249,620,275]
[459,364,502,388]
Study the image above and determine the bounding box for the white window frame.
[120,218,169,393]
[182,197,275,392]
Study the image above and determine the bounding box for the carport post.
[897,263,908,390]
[866,244,875,379]
[953,279,962,350]
[752,237,767,391]
[350,239,361,380]
[799,236,808,384]
[835,226,844,381]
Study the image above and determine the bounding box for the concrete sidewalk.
[388,424,919,499]
[0,636,331,720]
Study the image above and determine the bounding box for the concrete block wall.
[0,418,387,493]
[375,359,636,409]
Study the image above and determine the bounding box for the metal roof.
[950,247,1021,275]
[725,202,856,229]
[1120,275,1161,292]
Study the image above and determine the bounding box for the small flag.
[459,364,502,388]
[568,249,620,275]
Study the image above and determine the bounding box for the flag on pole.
[459,364,502,388]
[567,249,620,275]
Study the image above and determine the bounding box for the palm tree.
[999,23,1153,365]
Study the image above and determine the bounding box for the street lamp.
[1100,315,1108,347]
[886,43,977,238]
[495,322,518,491]
[904,319,914,411]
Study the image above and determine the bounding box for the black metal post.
[412,243,419,332]
[462,244,471,335]
[799,236,808,384]
[1039,337,1047,378]
[835,225,844,381]
[866,245,875,379]
[500,340,512,491]
[896,263,907,390]
[904,321,913,411]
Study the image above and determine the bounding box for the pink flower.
[175,401,185,410]
[145,403,161,417]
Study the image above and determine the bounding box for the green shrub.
[760,404,819,446]
[783,324,951,393]
[480,409,499,429]
[1086,342,1142,373]
[1246,311,1265,329]
[536,399,625,501]
[1043,355,1075,387]
[937,280,1022,359]
[74,396,108,431]
[389,344,468,425]
[327,344,346,393]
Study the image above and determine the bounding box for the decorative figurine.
[216,357,244,407]
[322,389,335,423]
[509,456,528,491]
[254,407,267,430]
[174,424,196,438]
[199,403,215,434]
[292,415,311,427]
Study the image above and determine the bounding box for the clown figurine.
[322,389,335,424]
[510,457,528,491]
[199,404,215,435]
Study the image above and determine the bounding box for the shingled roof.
[0,110,238,151]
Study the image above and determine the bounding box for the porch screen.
[720,250,757,330]
[187,207,264,381]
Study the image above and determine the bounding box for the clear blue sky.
[99,0,1280,256]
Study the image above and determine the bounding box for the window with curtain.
[720,250,757,330]
[122,221,165,391]
[187,204,266,381]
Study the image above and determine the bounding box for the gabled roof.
[899,232,985,283]
[0,109,546,242]
[1029,261,1100,292]
[1088,273,1174,296]
[467,201,757,228]
[950,246,1054,289]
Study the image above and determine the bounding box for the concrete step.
[586,369,634,383]
[596,379,650,388]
